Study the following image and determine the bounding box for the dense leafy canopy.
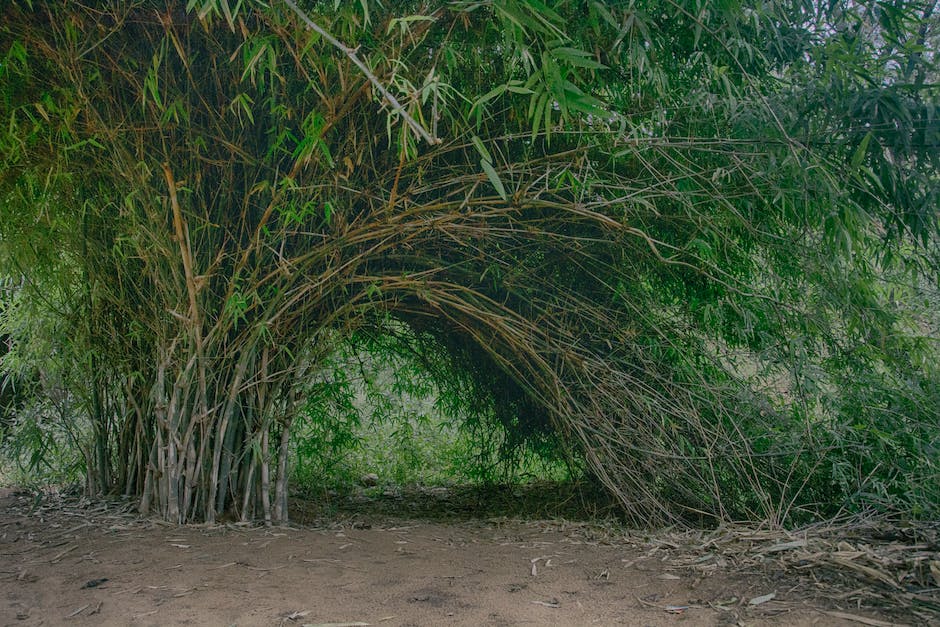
[0,0,937,525]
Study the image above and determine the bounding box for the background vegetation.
[0,0,937,527]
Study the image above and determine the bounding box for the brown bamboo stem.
[273,416,292,523]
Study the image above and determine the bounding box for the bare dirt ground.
[1,487,936,626]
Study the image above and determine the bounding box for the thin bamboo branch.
[281,0,439,145]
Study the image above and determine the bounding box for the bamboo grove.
[0,0,938,525]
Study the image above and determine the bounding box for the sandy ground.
[0,488,918,626]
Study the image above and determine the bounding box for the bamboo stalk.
[273,417,292,523]
[163,164,210,521]
[239,450,256,524]
[181,436,197,523]
[260,428,272,526]
[156,428,167,520]
[207,352,250,523]
[139,434,158,515]
[216,411,241,516]
[166,430,180,523]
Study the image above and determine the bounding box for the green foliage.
[290,328,572,495]
[0,399,86,489]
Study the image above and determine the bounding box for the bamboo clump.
[1,1,936,527]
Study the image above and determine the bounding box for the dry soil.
[0,488,921,626]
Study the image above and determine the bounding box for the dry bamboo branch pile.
[634,520,940,623]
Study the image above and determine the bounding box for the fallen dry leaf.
[759,539,807,553]
[748,592,776,605]
[65,604,89,618]
[830,557,900,589]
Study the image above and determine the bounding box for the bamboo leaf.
[550,46,606,69]
[480,159,507,201]
[851,131,873,169]
[470,135,492,164]
[219,0,235,31]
